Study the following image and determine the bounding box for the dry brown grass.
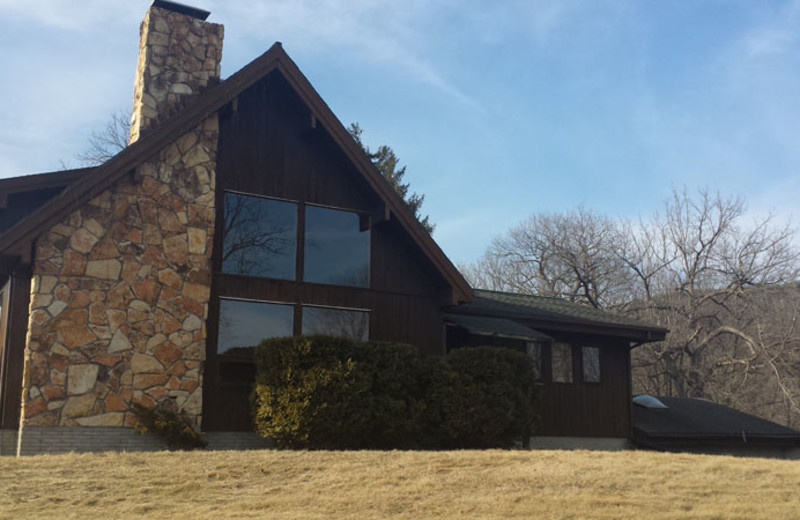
[1,449,798,519]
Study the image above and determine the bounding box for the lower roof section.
[444,313,552,342]
[449,289,668,343]
[633,395,800,447]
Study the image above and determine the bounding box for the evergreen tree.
[348,123,434,233]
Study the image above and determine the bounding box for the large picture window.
[551,342,573,383]
[304,205,369,287]
[222,192,297,279]
[301,306,369,341]
[217,298,294,355]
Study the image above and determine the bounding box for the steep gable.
[0,44,471,304]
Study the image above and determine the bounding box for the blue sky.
[1,0,798,264]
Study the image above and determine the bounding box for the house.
[632,395,800,459]
[0,1,666,455]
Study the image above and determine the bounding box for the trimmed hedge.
[253,336,536,449]
[427,347,536,449]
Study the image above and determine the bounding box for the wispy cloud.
[743,0,800,57]
[218,0,483,110]
[0,0,140,31]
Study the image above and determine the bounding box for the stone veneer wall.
[20,117,217,434]
[130,6,223,143]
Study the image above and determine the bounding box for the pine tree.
[348,123,434,233]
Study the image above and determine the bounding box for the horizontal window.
[217,298,294,355]
[221,194,370,289]
[301,305,369,341]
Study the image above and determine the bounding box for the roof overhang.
[444,313,553,342]
[449,307,667,343]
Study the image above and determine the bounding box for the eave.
[449,306,668,343]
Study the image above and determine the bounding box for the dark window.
[582,346,601,383]
[526,342,543,382]
[304,205,369,287]
[222,192,297,279]
[301,306,369,341]
[0,281,9,422]
[551,342,573,383]
[217,298,294,355]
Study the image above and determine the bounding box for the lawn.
[1,449,798,519]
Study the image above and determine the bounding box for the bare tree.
[464,187,800,425]
[463,207,631,309]
[627,189,800,423]
[76,109,131,166]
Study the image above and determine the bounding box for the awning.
[444,313,553,342]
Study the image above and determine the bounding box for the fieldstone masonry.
[22,118,217,430]
[17,3,223,444]
[130,5,223,143]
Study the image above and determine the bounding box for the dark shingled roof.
[633,396,800,446]
[449,289,667,341]
[444,313,553,342]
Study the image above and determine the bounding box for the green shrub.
[357,341,426,448]
[429,347,536,448]
[253,335,368,448]
[253,336,537,449]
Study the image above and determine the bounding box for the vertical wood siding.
[203,71,451,429]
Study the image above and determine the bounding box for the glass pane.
[582,346,601,383]
[304,205,369,287]
[222,192,297,279]
[551,342,573,383]
[526,342,543,382]
[302,306,369,341]
[217,299,294,355]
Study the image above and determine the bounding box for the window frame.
[221,190,299,280]
[220,191,372,289]
[216,296,296,356]
[526,341,544,383]
[581,345,602,384]
[302,202,371,288]
[550,342,574,384]
[300,304,371,342]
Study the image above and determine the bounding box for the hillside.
[1,449,798,519]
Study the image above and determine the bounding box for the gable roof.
[0,43,472,303]
[449,289,667,342]
[633,395,800,446]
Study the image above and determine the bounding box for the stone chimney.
[129,0,224,143]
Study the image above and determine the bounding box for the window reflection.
[551,342,573,383]
[222,192,297,279]
[301,306,369,341]
[304,205,369,287]
[217,299,294,355]
[526,342,543,382]
[582,346,601,383]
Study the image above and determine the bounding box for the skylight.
[633,394,669,409]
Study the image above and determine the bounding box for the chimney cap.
[152,0,210,21]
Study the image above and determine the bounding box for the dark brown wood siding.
[447,328,632,438]
[0,268,31,429]
[203,70,451,430]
